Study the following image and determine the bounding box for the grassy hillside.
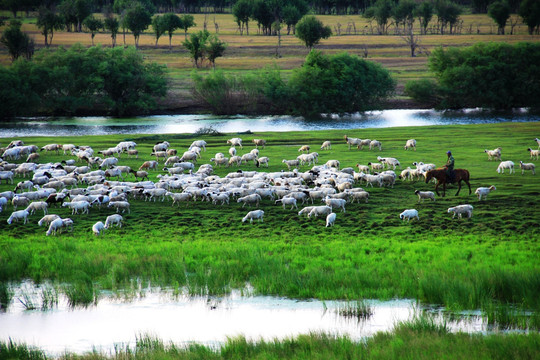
[1,122,539,314]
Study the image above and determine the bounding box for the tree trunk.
[169,35,172,51]
[92,34,95,46]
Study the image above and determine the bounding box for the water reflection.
[1,109,538,138]
[0,285,489,356]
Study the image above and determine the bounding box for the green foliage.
[160,13,182,49]
[404,79,440,106]
[103,15,119,47]
[488,1,511,34]
[519,0,540,35]
[0,340,47,360]
[392,0,417,30]
[183,30,210,68]
[1,44,166,117]
[295,15,332,49]
[206,35,227,69]
[435,0,462,34]
[415,1,434,34]
[82,15,103,46]
[36,6,64,47]
[124,2,152,48]
[364,0,394,35]
[179,14,196,39]
[0,19,34,61]
[283,51,395,116]
[0,64,40,118]
[250,0,273,35]
[429,42,540,109]
[151,15,165,47]
[232,0,251,35]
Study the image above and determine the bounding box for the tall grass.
[0,282,12,311]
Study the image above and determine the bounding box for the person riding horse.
[444,150,455,183]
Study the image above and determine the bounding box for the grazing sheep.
[298,145,310,153]
[321,141,331,150]
[241,153,258,165]
[242,210,264,223]
[497,161,515,174]
[368,162,384,171]
[475,186,496,200]
[344,136,362,150]
[348,190,369,203]
[404,139,416,151]
[130,170,149,181]
[369,140,382,151]
[167,192,193,206]
[180,151,198,163]
[25,201,48,215]
[298,206,316,216]
[62,200,90,215]
[7,210,30,224]
[189,140,207,152]
[527,148,539,160]
[99,157,119,169]
[447,204,473,219]
[108,201,131,214]
[307,205,333,218]
[12,196,30,210]
[166,148,178,157]
[164,156,181,166]
[255,157,269,168]
[209,192,230,205]
[127,149,139,159]
[40,144,62,154]
[252,139,266,149]
[153,141,170,152]
[237,194,262,208]
[275,197,298,210]
[0,171,14,184]
[228,156,242,167]
[519,161,536,175]
[377,156,401,170]
[356,164,370,174]
[358,173,382,188]
[228,147,237,157]
[326,212,336,227]
[104,216,122,230]
[46,218,64,236]
[227,138,243,149]
[26,153,40,162]
[14,180,35,193]
[325,160,340,169]
[400,209,419,222]
[484,147,502,161]
[93,221,106,235]
[210,157,229,167]
[38,214,60,227]
[324,197,346,213]
[414,190,435,202]
[282,159,300,170]
[139,161,158,171]
[535,138,540,149]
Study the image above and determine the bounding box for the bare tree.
[401,29,421,57]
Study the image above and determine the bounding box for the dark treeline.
[0,0,526,17]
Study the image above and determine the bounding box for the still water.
[1,109,538,138]
[0,284,488,356]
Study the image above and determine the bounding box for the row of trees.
[0,0,532,16]
[0,44,167,118]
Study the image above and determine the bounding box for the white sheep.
[528,148,539,160]
[62,200,90,215]
[282,159,300,170]
[369,140,382,151]
[325,160,340,169]
[320,141,331,150]
[38,214,60,227]
[255,157,269,168]
[46,218,64,236]
[298,206,316,216]
[404,139,416,151]
[12,196,30,210]
[7,210,30,224]
[414,190,435,202]
[484,147,502,161]
[348,190,369,203]
[108,201,131,214]
[535,138,540,149]
[447,204,473,219]
[368,162,384,171]
[180,151,198,163]
[153,141,170,152]
[167,192,193,206]
[0,171,14,184]
[105,214,123,228]
[344,135,362,150]
[519,161,536,175]
[93,221,106,235]
[324,197,346,213]
[475,186,496,200]
[497,161,515,174]
[227,138,243,149]
[307,205,332,218]
[298,145,310,153]
[399,209,419,222]
[252,139,266,149]
[237,194,261,208]
[326,212,336,227]
[190,140,207,151]
[275,197,297,210]
[377,156,401,170]
[25,201,48,215]
[242,210,264,223]
[99,157,119,169]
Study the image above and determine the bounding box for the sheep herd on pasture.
[0,135,538,235]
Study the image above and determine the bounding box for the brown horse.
[425,168,472,197]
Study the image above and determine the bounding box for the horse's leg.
[434,180,441,196]
[455,179,462,196]
[466,179,472,195]
[442,181,446,197]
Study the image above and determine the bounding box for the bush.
[404,79,440,106]
[429,42,540,109]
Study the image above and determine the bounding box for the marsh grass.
[335,300,373,321]
[0,282,12,311]
[40,283,58,311]
[0,339,47,360]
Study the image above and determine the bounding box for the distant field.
[1,13,539,107]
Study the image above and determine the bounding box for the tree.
[83,15,103,46]
[124,2,152,49]
[183,30,210,68]
[103,15,119,47]
[206,35,227,69]
[428,42,540,109]
[415,1,434,35]
[2,0,21,18]
[519,0,540,35]
[36,6,64,47]
[392,0,416,33]
[364,0,394,35]
[295,16,332,50]
[0,20,34,61]
[488,1,511,35]
[282,5,302,35]
[435,0,462,35]
[284,51,395,116]
[160,13,182,50]
[179,14,196,40]
[152,15,165,47]
[232,0,251,35]
[251,0,273,35]
[73,0,93,32]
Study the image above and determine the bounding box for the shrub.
[404,79,441,106]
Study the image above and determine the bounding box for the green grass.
[0,122,539,311]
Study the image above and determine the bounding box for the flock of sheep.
[0,135,538,235]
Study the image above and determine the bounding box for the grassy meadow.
[1,12,539,106]
[1,122,539,317]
